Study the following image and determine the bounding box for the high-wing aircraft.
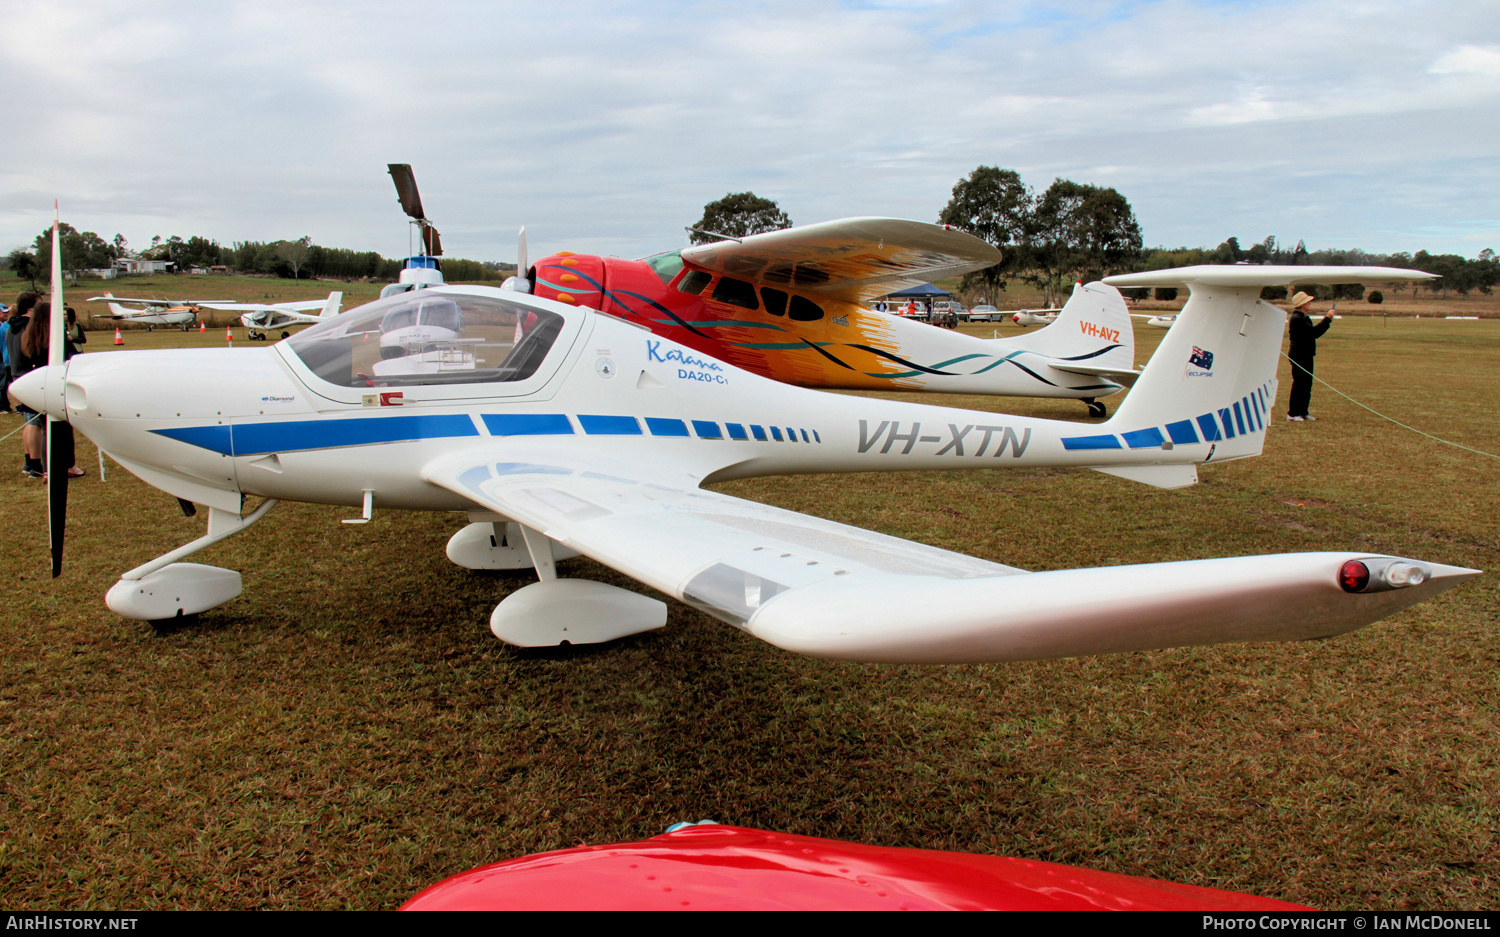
[513,220,1136,418]
[86,294,230,331]
[1132,312,1177,328]
[1009,307,1063,327]
[202,291,343,340]
[16,239,1476,663]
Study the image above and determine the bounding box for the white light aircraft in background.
[16,249,1474,665]
[1133,312,1178,328]
[1009,307,1063,327]
[203,291,344,341]
[87,294,230,331]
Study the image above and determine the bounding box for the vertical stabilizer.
[1102,284,1283,463]
[1000,281,1135,373]
[320,291,344,320]
[1099,265,1438,465]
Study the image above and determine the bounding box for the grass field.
[0,303,1496,910]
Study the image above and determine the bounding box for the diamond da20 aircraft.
[15,208,1474,663]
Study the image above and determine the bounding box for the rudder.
[1001,281,1135,373]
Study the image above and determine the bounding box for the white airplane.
[1010,307,1063,327]
[87,294,229,331]
[202,291,343,341]
[16,250,1476,665]
[1133,312,1177,328]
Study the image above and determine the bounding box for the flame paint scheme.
[526,219,1140,408]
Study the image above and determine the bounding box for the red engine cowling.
[530,251,607,309]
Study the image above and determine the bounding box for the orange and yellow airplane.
[517,219,1139,417]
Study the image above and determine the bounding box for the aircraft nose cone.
[9,365,63,417]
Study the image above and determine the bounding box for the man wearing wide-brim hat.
[1286,291,1333,422]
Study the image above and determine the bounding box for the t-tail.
[320,291,343,319]
[1085,265,1438,489]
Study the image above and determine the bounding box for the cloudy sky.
[1,0,1495,264]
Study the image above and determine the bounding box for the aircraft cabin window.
[788,295,824,322]
[678,270,711,295]
[712,276,759,310]
[645,251,686,285]
[760,287,788,317]
[286,292,566,388]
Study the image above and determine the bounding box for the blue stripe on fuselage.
[152,414,480,456]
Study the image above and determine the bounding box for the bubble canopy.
[285,289,568,388]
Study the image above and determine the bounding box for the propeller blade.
[517,227,528,277]
[387,164,426,221]
[47,418,68,578]
[422,225,442,258]
[49,201,64,369]
[47,201,68,577]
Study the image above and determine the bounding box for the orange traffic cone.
[225,326,233,343]
[113,328,124,345]
[199,321,205,333]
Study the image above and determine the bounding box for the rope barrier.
[1283,353,1500,460]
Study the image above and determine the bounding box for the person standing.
[1286,291,1333,422]
[8,292,40,469]
[14,300,83,478]
[0,302,12,414]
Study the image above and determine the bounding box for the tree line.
[5,227,514,287]
[693,171,1497,305]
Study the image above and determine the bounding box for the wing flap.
[679,218,1002,303]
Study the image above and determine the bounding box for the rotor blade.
[47,418,69,578]
[422,224,442,258]
[517,227,528,276]
[387,164,426,221]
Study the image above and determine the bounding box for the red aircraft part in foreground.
[402,825,1310,911]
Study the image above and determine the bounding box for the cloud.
[1430,44,1500,78]
[1,0,1496,260]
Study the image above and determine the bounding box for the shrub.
[1368,290,1384,304]
[1154,287,1178,301]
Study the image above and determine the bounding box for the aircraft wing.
[422,443,1475,664]
[678,218,1003,304]
[200,300,326,312]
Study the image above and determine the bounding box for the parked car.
[928,300,966,328]
[968,304,1003,322]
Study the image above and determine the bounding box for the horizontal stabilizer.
[1051,363,1142,386]
[1105,265,1438,289]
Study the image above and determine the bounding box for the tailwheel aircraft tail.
[1001,281,1137,383]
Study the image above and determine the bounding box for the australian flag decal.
[1189,346,1215,370]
